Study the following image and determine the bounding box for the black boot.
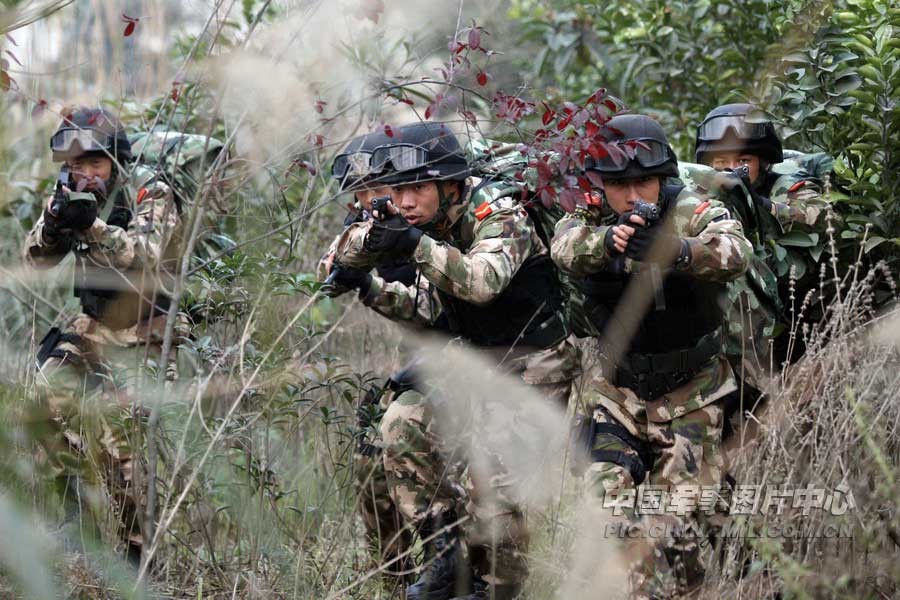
[406,513,468,600]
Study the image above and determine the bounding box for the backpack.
[128,130,226,207]
[465,138,595,337]
[773,150,834,183]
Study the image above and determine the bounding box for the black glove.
[321,264,373,298]
[625,222,685,264]
[45,192,99,233]
[603,212,634,257]
[41,202,64,242]
[364,214,424,257]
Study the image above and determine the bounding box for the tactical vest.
[73,186,171,325]
[578,185,725,398]
[437,252,566,348]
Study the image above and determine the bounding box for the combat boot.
[406,513,468,600]
[450,576,520,600]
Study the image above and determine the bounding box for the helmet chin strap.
[419,180,465,237]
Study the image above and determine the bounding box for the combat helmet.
[368,121,471,186]
[695,103,783,165]
[330,128,395,192]
[50,107,133,163]
[585,114,679,180]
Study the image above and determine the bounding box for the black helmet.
[695,103,783,164]
[50,107,133,163]
[368,121,470,186]
[585,114,678,180]
[330,128,395,192]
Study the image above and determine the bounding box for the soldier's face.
[706,151,761,184]
[603,176,661,215]
[354,185,392,211]
[391,181,458,226]
[68,155,113,190]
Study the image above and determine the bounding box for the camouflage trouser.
[580,363,729,599]
[380,379,573,588]
[353,384,413,582]
[33,312,185,551]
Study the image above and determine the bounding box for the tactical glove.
[364,214,424,257]
[625,223,688,266]
[321,264,373,298]
[603,212,635,257]
[45,191,99,233]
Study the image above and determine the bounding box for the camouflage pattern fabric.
[551,181,748,596]
[129,130,226,205]
[551,186,752,282]
[580,356,730,598]
[353,385,414,582]
[33,312,189,551]
[332,177,580,588]
[24,167,187,553]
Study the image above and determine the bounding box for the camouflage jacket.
[331,177,580,386]
[553,186,751,418]
[24,167,182,331]
[550,187,752,282]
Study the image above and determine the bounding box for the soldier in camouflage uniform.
[695,103,830,231]
[24,107,186,567]
[329,121,580,600]
[551,114,751,598]
[693,103,835,446]
[317,129,417,583]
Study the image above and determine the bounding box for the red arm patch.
[788,180,808,193]
[474,202,493,221]
[136,187,149,204]
[694,200,711,215]
[584,192,603,207]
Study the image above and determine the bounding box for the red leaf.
[603,99,618,113]
[468,28,481,50]
[476,71,488,86]
[4,51,21,67]
[448,40,466,54]
[585,121,600,138]
[32,99,48,119]
[0,69,12,91]
[424,104,433,120]
[5,34,17,46]
[398,97,414,106]
[87,112,100,125]
[383,124,394,138]
[124,22,136,37]
[577,176,592,192]
[306,133,325,148]
[170,81,182,102]
[541,107,556,126]
[314,100,326,113]
[459,110,477,125]
[585,170,605,189]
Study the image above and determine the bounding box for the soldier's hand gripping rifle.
[45,166,100,233]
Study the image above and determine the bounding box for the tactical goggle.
[370,144,434,173]
[696,115,770,142]
[331,151,375,180]
[50,127,113,154]
[589,138,671,172]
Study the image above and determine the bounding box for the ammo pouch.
[36,327,83,366]
[616,328,722,401]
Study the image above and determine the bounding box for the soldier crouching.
[551,114,752,598]
[23,106,188,568]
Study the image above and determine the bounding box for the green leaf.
[864,235,887,253]
[778,231,818,247]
